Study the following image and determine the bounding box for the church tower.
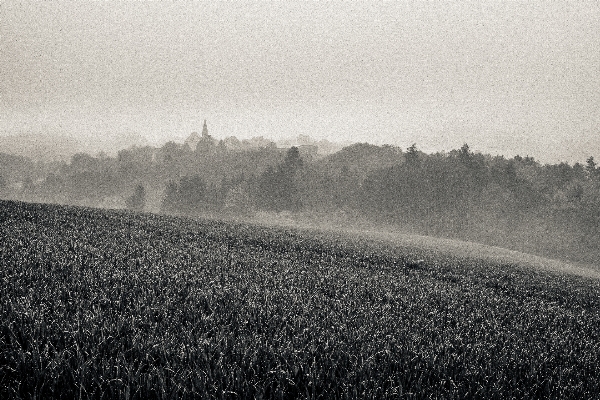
[202,119,209,138]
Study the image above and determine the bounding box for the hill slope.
[1,200,599,398]
[241,211,600,280]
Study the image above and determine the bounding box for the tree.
[586,156,597,179]
[282,146,303,172]
[161,175,207,214]
[406,143,420,165]
[255,147,304,212]
[459,143,471,159]
[126,183,146,211]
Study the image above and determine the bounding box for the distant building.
[184,132,201,151]
[184,120,215,151]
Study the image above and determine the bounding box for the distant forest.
[1,130,599,264]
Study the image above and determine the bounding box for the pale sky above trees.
[1,1,598,163]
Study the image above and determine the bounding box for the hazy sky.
[1,1,599,163]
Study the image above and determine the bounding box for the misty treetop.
[1,131,599,264]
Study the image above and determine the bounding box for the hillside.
[241,211,600,280]
[1,200,599,398]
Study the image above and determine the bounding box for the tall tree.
[256,147,304,212]
[126,183,146,211]
[586,156,597,179]
[406,143,420,165]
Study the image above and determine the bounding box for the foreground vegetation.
[1,200,600,399]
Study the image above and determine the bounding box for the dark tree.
[282,146,303,172]
[161,175,207,214]
[406,143,420,165]
[126,184,146,211]
[255,147,304,212]
[586,156,597,178]
[459,143,471,161]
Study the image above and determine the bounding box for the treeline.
[361,145,600,257]
[1,137,599,263]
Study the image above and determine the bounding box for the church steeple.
[202,119,209,138]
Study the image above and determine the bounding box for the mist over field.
[1,130,599,268]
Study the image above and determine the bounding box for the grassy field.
[1,200,600,399]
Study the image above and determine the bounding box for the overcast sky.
[1,1,598,163]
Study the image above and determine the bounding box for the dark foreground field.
[1,201,600,399]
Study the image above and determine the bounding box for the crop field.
[1,200,600,399]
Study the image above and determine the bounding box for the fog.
[1,2,599,163]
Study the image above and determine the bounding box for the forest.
[1,132,599,264]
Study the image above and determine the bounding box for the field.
[1,200,600,399]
